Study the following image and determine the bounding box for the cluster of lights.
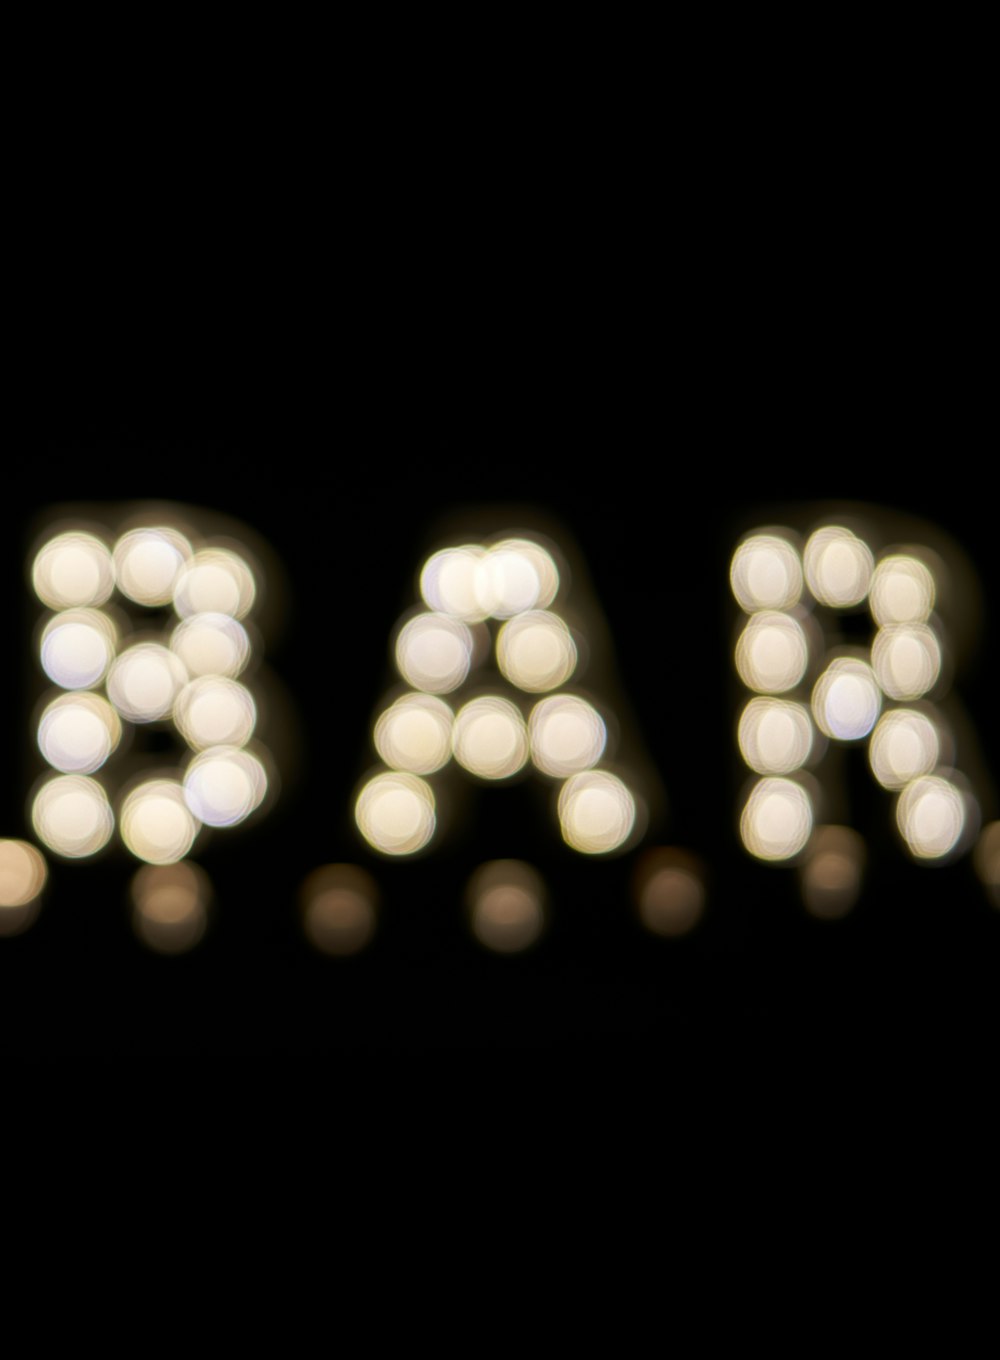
[355,534,639,859]
[17,517,273,951]
[5,506,994,954]
[732,522,981,912]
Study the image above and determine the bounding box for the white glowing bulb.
[811,658,881,742]
[730,534,803,613]
[32,532,115,610]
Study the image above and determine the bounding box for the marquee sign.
[0,502,996,953]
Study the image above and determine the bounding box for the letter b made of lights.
[0,507,277,949]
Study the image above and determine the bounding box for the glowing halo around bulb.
[734,611,809,694]
[32,532,115,610]
[40,609,117,690]
[301,864,379,957]
[740,777,813,862]
[170,613,251,679]
[131,862,211,955]
[896,775,968,861]
[38,691,122,773]
[804,526,874,608]
[737,697,813,774]
[529,694,607,777]
[0,840,48,937]
[452,696,529,780]
[871,625,942,701]
[633,849,706,938]
[113,527,192,607]
[420,538,560,622]
[419,546,490,622]
[496,611,577,693]
[869,555,935,626]
[173,548,256,620]
[374,693,454,774]
[31,775,115,859]
[183,747,268,827]
[485,538,559,613]
[730,534,803,613]
[0,840,48,908]
[120,779,200,865]
[107,643,188,723]
[868,709,941,790]
[465,860,547,954]
[800,826,865,921]
[811,658,882,742]
[557,771,636,855]
[173,676,256,751]
[355,772,436,856]
[395,613,474,694]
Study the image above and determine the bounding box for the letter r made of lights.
[731,512,996,919]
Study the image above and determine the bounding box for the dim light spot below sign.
[0,502,996,954]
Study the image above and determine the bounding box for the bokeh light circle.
[38,691,122,773]
[452,696,529,780]
[896,775,967,861]
[40,609,117,690]
[737,697,813,774]
[170,613,251,679]
[735,611,809,694]
[804,526,874,608]
[800,825,865,920]
[374,693,454,774]
[740,777,813,862]
[557,771,636,855]
[301,863,379,957]
[131,862,211,954]
[113,527,192,607]
[0,840,48,936]
[355,772,436,856]
[0,841,47,908]
[730,534,803,613]
[173,676,257,750]
[420,546,490,622]
[173,548,256,620]
[32,532,115,610]
[120,779,200,864]
[872,625,942,701]
[107,643,188,723]
[869,555,935,626]
[497,611,577,693]
[32,774,114,858]
[395,613,473,694]
[633,848,706,938]
[868,709,941,790]
[974,823,1000,908]
[466,860,546,954]
[811,658,882,742]
[183,747,268,827]
[529,694,607,777]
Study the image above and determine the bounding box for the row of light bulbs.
[1,510,998,956]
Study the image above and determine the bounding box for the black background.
[4,137,997,1054]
